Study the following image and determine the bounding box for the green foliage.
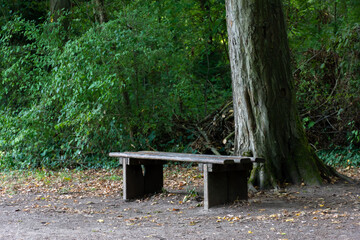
[347,121,360,147]
[286,0,360,149]
[318,148,360,167]
[0,0,48,25]
[0,1,231,170]
[0,0,359,170]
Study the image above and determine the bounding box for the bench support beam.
[204,163,252,209]
[122,158,163,200]
[113,152,264,209]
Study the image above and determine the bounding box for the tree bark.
[50,0,71,22]
[225,0,329,186]
[93,0,108,24]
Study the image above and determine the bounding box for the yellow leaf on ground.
[189,221,197,226]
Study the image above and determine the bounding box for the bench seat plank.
[109,151,264,164]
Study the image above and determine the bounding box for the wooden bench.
[109,151,264,209]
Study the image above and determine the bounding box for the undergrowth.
[318,147,360,167]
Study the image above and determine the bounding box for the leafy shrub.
[0,3,230,170]
[318,147,360,167]
[287,1,360,149]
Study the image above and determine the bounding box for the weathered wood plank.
[203,163,252,209]
[109,151,264,164]
[111,152,264,209]
[138,151,263,162]
[122,158,145,199]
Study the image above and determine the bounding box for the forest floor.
[0,166,359,240]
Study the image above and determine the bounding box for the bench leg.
[123,163,145,200]
[204,167,228,209]
[144,164,163,194]
[203,164,251,209]
[122,158,163,200]
[227,170,249,202]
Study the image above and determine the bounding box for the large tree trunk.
[225,0,332,186]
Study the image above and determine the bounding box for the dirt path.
[1,167,359,239]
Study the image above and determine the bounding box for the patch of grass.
[58,187,71,194]
[185,187,199,199]
[58,170,73,182]
[103,175,122,181]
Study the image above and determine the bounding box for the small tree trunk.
[225,0,331,186]
[50,0,71,22]
[93,0,108,24]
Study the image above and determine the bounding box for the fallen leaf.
[332,221,341,224]
[179,181,187,187]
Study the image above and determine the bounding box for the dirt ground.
[1,166,359,240]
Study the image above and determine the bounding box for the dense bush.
[286,0,360,152]
[0,1,230,169]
